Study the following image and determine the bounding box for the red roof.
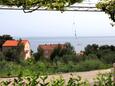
[39,44,65,50]
[2,40,29,47]
[39,44,57,50]
[20,40,29,45]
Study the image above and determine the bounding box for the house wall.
[24,42,31,59]
[43,49,54,58]
[40,44,65,59]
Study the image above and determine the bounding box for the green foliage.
[0,52,5,61]
[99,45,111,50]
[101,51,115,64]
[67,75,89,86]
[33,52,39,61]
[12,73,24,86]
[25,57,36,65]
[0,73,88,86]
[85,44,98,55]
[84,44,115,64]
[0,0,83,13]
[1,40,25,62]
[3,48,18,61]
[83,54,98,60]
[62,55,77,64]
[94,72,115,86]
[56,64,73,73]
[50,77,65,86]
[0,80,12,86]
[25,74,39,86]
[0,43,113,78]
[0,34,13,50]
[34,47,44,61]
[50,45,62,61]
[63,42,76,55]
[96,0,115,22]
[3,47,22,62]
[1,72,114,86]
[0,61,22,77]
[39,76,49,86]
[0,34,13,41]
[76,59,110,71]
[0,65,115,86]
[50,43,76,61]
[0,35,26,62]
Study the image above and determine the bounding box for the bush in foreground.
[0,72,114,86]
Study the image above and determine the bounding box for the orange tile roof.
[20,40,29,45]
[2,40,18,47]
[39,44,65,50]
[2,40,29,47]
[40,44,57,50]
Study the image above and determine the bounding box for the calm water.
[24,36,115,53]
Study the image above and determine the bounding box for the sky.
[0,0,115,37]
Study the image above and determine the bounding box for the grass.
[0,59,112,77]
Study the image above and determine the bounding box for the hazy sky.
[0,0,115,37]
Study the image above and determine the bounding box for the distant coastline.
[13,36,115,53]
[14,36,115,39]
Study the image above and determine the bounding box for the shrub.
[62,55,76,64]
[85,53,98,60]
[0,52,5,61]
[0,61,21,77]
[50,77,65,86]
[50,42,76,61]
[84,44,98,55]
[67,75,89,86]
[94,72,115,86]
[76,59,109,71]
[101,51,115,64]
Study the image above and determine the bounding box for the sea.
[22,36,115,53]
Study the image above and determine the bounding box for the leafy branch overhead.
[96,0,115,22]
[0,0,83,13]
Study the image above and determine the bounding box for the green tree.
[84,44,98,55]
[100,51,115,64]
[0,35,13,40]
[0,35,13,50]
[0,0,83,13]
[62,42,76,55]
[50,43,76,61]
[33,46,44,61]
[50,44,62,61]
[0,51,5,61]
[3,48,18,61]
[96,0,115,22]
[99,45,111,50]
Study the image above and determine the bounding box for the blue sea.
[23,36,115,53]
